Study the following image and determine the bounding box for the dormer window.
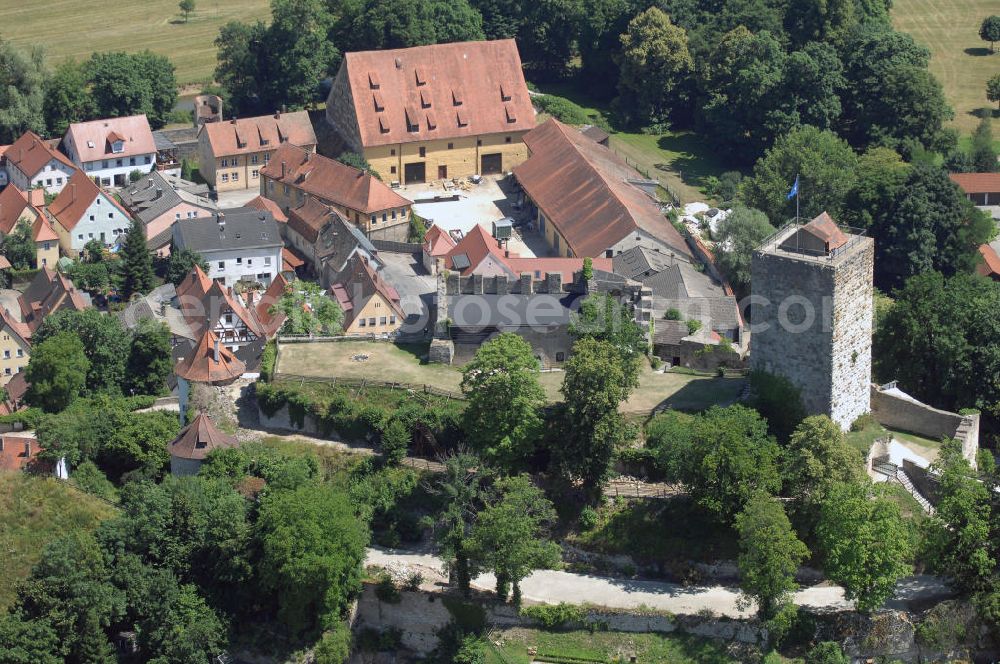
[505,104,517,123]
[456,109,468,127]
[378,116,390,134]
[373,91,385,112]
[500,83,511,102]
[452,89,464,106]
[368,71,380,89]
[420,89,432,109]
[405,106,419,133]
[111,140,124,153]
[426,112,437,130]
[414,66,426,86]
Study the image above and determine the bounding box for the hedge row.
[257,382,465,450]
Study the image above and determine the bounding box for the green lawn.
[892,0,1000,133]
[275,341,745,414]
[0,0,271,86]
[844,419,945,462]
[488,627,741,664]
[0,471,117,611]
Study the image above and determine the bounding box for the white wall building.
[172,209,283,288]
[47,170,133,255]
[4,131,79,194]
[64,115,157,188]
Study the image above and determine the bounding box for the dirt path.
[365,547,953,618]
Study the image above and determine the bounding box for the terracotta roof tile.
[66,115,155,163]
[445,224,512,275]
[246,195,288,223]
[979,243,1000,278]
[201,111,316,157]
[168,412,238,460]
[5,131,77,177]
[287,197,340,245]
[253,273,289,336]
[259,142,409,214]
[0,436,40,471]
[0,185,40,234]
[341,40,535,147]
[46,171,104,231]
[949,172,1000,194]
[282,246,305,270]
[422,224,456,257]
[801,212,848,250]
[514,119,691,260]
[174,330,246,383]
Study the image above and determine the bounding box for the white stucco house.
[47,170,134,255]
[172,208,283,288]
[4,131,79,194]
[63,115,157,188]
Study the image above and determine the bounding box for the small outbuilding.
[167,412,238,476]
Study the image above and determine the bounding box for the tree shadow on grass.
[964,47,993,56]
[656,133,733,189]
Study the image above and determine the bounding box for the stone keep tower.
[750,213,874,430]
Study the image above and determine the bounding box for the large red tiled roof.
[246,195,288,223]
[5,131,76,178]
[168,412,239,461]
[260,142,409,214]
[66,115,156,163]
[514,119,692,260]
[445,224,513,275]
[949,172,1000,194]
[505,257,612,281]
[253,273,289,336]
[341,39,536,148]
[0,185,40,234]
[47,170,130,232]
[174,330,245,383]
[201,111,316,157]
[0,435,40,472]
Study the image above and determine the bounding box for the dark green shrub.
[805,641,849,664]
[520,602,586,629]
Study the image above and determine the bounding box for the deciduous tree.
[126,318,172,396]
[468,474,560,606]
[460,333,546,470]
[971,114,998,172]
[430,452,485,597]
[1,219,37,269]
[552,337,638,501]
[735,493,808,618]
[272,280,344,336]
[712,205,773,291]
[25,332,90,412]
[923,439,996,593]
[988,73,1000,110]
[783,415,864,507]
[165,245,208,286]
[43,61,95,136]
[816,481,912,612]
[179,0,196,22]
[0,39,46,143]
[741,125,858,224]
[35,308,130,396]
[616,8,692,129]
[980,15,1000,53]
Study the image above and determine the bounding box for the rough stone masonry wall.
[828,238,874,429]
[750,251,836,421]
[871,385,980,464]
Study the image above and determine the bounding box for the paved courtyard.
[377,252,436,331]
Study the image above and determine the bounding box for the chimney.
[154,187,162,200]
[520,273,532,295]
[281,161,287,178]
[70,183,76,202]
[231,118,237,125]
[213,337,220,363]
[24,440,31,457]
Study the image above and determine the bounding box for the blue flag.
[786,175,799,200]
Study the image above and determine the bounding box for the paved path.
[365,547,952,618]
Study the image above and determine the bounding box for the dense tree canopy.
[125,319,173,397]
[273,280,344,336]
[816,481,913,612]
[120,218,156,300]
[616,7,691,129]
[782,416,864,512]
[86,51,178,129]
[741,125,858,223]
[713,205,773,291]
[337,0,485,52]
[35,309,130,396]
[875,273,1000,418]
[25,332,90,413]
[1,220,37,270]
[461,333,546,470]
[0,38,46,143]
[735,493,808,618]
[653,405,782,521]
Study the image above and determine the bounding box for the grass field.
[488,627,741,664]
[0,472,117,610]
[0,0,271,86]
[274,341,745,414]
[892,0,1000,133]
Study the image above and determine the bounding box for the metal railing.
[756,221,868,262]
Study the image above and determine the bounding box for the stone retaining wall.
[870,383,979,464]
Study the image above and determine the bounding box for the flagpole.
[795,172,800,224]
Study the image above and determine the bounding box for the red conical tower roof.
[174,330,245,383]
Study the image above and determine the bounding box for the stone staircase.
[895,468,935,515]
